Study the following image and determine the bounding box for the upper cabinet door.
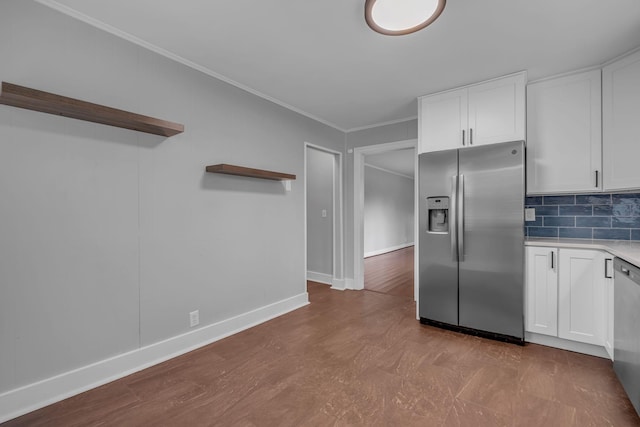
[418,72,526,154]
[527,70,602,194]
[418,88,467,153]
[603,49,640,191]
[467,72,526,147]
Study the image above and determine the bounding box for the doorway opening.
[305,143,344,290]
[353,139,418,299]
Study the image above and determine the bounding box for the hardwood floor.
[4,281,638,426]
[365,246,414,298]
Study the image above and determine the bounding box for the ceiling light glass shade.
[365,0,446,36]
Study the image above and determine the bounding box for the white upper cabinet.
[467,73,526,147]
[418,72,526,153]
[603,49,640,191]
[418,88,467,153]
[527,70,602,194]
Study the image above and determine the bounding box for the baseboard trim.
[0,292,309,424]
[306,271,333,285]
[344,278,358,290]
[364,243,414,258]
[330,278,345,291]
[525,332,609,359]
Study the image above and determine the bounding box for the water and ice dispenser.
[427,197,449,233]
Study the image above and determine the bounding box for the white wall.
[364,165,414,257]
[306,148,334,277]
[0,0,344,417]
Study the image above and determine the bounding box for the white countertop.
[525,237,640,267]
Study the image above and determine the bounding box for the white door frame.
[304,142,345,290]
[353,139,418,296]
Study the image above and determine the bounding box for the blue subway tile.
[594,228,631,240]
[612,217,640,228]
[559,228,592,239]
[528,227,559,238]
[525,216,543,226]
[536,205,559,216]
[544,195,576,205]
[559,205,592,216]
[576,216,611,228]
[523,193,640,240]
[576,194,612,205]
[544,216,575,227]
[593,205,613,216]
[613,194,640,216]
[613,202,640,217]
[525,196,543,206]
[613,193,640,202]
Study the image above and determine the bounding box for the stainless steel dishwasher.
[614,257,640,416]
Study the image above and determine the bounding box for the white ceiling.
[37,0,640,132]
[366,148,416,179]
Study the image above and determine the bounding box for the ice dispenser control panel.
[427,197,449,233]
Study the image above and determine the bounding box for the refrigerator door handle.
[451,175,458,261]
[458,174,465,261]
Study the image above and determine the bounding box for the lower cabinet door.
[558,249,606,346]
[604,255,615,360]
[526,247,558,336]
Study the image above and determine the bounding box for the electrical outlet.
[189,310,199,327]
[525,208,536,222]
[322,209,327,218]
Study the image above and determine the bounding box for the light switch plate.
[525,208,536,222]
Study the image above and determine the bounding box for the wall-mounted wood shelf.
[205,164,296,181]
[0,82,184,137]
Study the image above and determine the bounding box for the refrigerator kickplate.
[420,317,525,346]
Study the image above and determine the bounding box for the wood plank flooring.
[365,246,414,298]
[4,281,639,426]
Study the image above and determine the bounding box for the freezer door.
[419,149,459,325]
[457,141,525,339]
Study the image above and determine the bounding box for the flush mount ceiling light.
[365,0,446,36]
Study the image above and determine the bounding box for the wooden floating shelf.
[205,164,296,181]
[0,82,184,137]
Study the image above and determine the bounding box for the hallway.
[364,246,414,298]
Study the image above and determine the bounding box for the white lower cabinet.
[526,247,610,358]
[604,254,615,360]
[558,249,605,346]
[526,247,558,336]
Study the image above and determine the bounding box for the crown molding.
[34,0,347,133]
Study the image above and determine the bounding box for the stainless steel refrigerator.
[418,140,525,343]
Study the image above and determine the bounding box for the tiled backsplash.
[525,193,640,241]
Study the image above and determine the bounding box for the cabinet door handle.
[462,129,465,146]
[595,170,599,188]
[470,128,473,145]
[605,258,613,279]
[550,251,555,270]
